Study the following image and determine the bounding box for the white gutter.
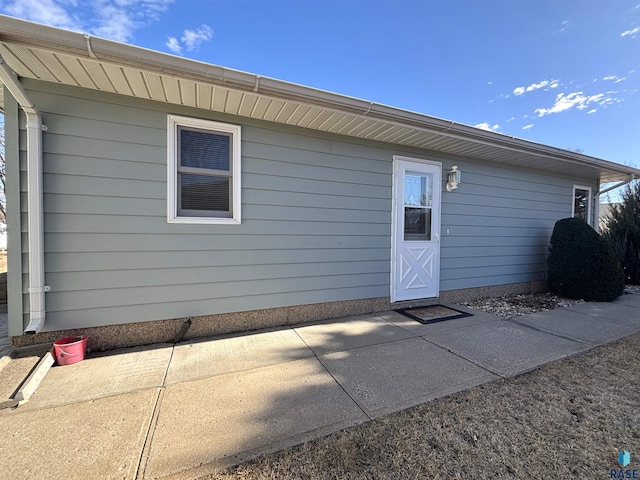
[0,14,637,181]
[594,174,635,232]
[0,54,49,334]
[2,14,640,182]
[596,174,635,197]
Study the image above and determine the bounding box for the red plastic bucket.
[53,336,88,366]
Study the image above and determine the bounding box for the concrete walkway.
[1,294,640,479]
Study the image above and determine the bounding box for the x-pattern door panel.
[400,247,434,290]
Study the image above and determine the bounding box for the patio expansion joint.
[563,301,640,320]
[504,316,592,345]
[418,336,509,380]
[291,329,374,421]
[134,343,176,480]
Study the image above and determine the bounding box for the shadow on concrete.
[8,297,639,479]
[139,312,499,478]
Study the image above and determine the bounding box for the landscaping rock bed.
[459,285,640,319]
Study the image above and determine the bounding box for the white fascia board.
[2,14,639,181]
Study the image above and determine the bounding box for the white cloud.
[1,0,174,43]
[166,36,182,54]
[506,116,515,123]
[92,4,140,42]
[475,122,500,132]
[587,109,597,114]
[621,26,640,37]
[513,79,559,96]
[181,25,213,50]
[603,75,626,83]
[526,80,549,92]
[522,124,534,130]
[165,24,213,54]
[4,0,81,31]
[534,91,618,117]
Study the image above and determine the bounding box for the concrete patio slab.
[24,344,173,410]
[142,357,367,478]
[0,389,158,480]
[293,314,416,355]
[613,293,640,308]
[166,328,313,385]
[0,347,50,402]
[513,308,639,344]
[564,301,640,324]
[319,337,498,418]
[380,309,500,336]
[4,299,639,477]
[424,320,589,377]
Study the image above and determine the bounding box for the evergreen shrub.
[547,217,624,301]
[603,181,640,285]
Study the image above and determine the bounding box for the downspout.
[595,174,635,198]
[594,174,635,232]
[0,55,50,333]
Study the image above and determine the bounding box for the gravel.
[459,285,640,319]
[625,284,640,295]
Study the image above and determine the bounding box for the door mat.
[395,305,472,325]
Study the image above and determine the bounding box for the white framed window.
[167,115,241,224]
[572,185,592,225]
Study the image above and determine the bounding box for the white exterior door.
[391,157,441,302]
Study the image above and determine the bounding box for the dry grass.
[206,333,640,479]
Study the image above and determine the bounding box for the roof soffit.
[1,17,638,183]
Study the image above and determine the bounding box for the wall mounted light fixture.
[446,165,461,192]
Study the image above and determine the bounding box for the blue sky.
[1,0,639,170]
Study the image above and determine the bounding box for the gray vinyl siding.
[438,160,597,291]
[17,81,393,331]
[12,79,598,332]
[4,89,26,336]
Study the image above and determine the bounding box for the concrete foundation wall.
[12,281,546,351]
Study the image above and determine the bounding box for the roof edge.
[1,14,639,181]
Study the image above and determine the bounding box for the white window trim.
[167,115,241,225]
[572,184,592,226]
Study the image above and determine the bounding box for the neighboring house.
[597,203,620,232]
[1,16,639,350]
